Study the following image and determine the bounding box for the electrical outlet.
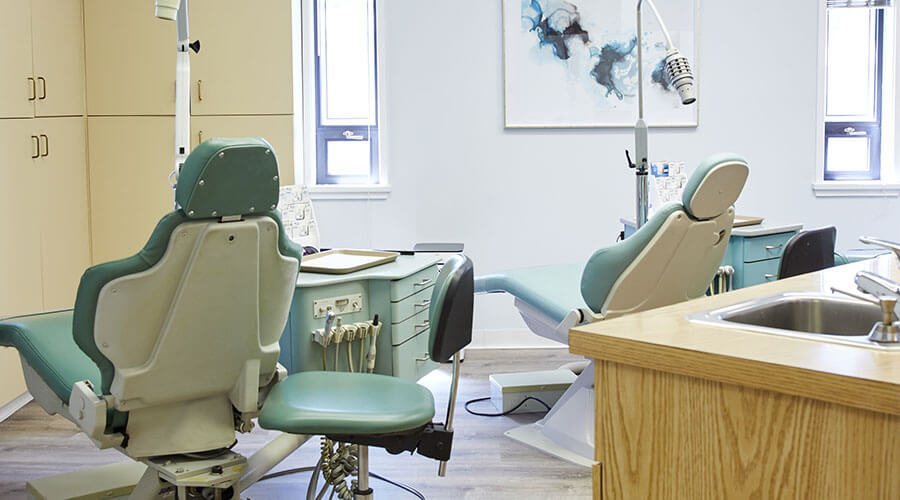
[313,294,363,319]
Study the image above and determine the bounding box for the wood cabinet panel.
[0,120,43,318]
[0,2,36,119]
[597,360,900,499]
[84,0,174,116]
[87,116,174,263]
[189,0,293,115]
[191,114,294,185]
[34,118,90,310]
[31,0,86,117]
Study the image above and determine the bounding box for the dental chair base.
[504,362,595,467]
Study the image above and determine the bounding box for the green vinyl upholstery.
[0,310,101,402]
[259,372,435,435]
[475,264,587,324]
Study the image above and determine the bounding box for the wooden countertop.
[569,255,900,416]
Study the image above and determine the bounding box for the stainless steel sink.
[688,292,900,350]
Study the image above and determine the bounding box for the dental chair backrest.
[581,153,749,319]
[72,138,302,458]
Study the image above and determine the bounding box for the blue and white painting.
[504,0,698,128]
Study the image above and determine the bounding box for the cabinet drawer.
[743,232,796,263]
[392,330,438,382]
[391,308,430,346]
[391,265,438,302]
[742,258,780,288]
[391,285,433,324]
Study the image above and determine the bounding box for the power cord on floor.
[464,396,551,417]
[257,465,426,499]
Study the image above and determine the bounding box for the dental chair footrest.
[327,422,454,461]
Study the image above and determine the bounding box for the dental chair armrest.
[68,380,124,449]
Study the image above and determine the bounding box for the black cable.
[464,396,551,417]
[370,472,426,500]
[257,466,426,499]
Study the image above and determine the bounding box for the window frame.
[295,0,390,199]
[814,3,899,197]
[823,8,884,181]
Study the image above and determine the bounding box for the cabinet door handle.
[198,130,203,144]
[31,136,39,158]
[765,274,777,281]
[197,79,203,101]
[765,244,782,250]
[414,299,431,309]
[413,279,433,288]
[415,354,430,362]
[39,135,48,157]
[415,320,431,329]
[37,77,46,100]
[27,77,36,101]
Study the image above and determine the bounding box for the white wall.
[310,0,900,347]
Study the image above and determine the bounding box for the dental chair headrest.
[176,138,281,219]
[681,153,749,220]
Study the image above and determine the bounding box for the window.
[296,0,386,197]
[824,6,885,180]
[816,1,897,195]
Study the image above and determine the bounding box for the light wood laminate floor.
[0,349,591,499]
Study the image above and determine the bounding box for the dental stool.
[258,254,474,499]
[474,153,749,465]
[0,138,305,498]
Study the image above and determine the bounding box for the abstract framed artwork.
[503,0,700,128]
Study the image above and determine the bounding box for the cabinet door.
[34,118,91,310]
[84,0,175,116]
[190,0,293,115]
[87,116,175,264]
[191,114,295,185]
[0,348,27,408]
[32,0,86,117]
[0,1,36,119]
[0,120,43,317]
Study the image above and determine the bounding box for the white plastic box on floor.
[489,369,576,414]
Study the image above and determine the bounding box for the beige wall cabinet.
[84,0,175,116]
[0,0,85,119]
[190,0,293,116]
[0,348,28,409]
[88,116,175,264]
[192,114,295,185]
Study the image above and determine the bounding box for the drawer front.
[391,307,431,345]
[742,232,796,263]
[391,265,439,302]
[391,285,433,324]
[392,329,438,381]
[742,258,780,287]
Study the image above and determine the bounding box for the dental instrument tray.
[300,249,400,274]
[733,215,764,227]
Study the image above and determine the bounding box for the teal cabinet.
[278,254,441,381]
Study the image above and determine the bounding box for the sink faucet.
[854,271,900,343]
[860,235,900,261]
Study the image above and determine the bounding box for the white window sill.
[307,184,391,200]
[812,181,900,197]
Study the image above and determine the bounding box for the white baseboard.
[0,392,32,423]
[468,328,568,350]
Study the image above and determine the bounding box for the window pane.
[826,9,876,118]
[322,0,374,122]
[826,136,870,172]
[327,140,371,176]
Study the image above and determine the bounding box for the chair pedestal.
[504,362,595,468]
[353,445,374,500]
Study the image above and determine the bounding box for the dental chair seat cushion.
[0,310,101,402]
[258,371,436,436]
[474,263,587,324]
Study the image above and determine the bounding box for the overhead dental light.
[628,0,696,228]
[155,0,199,208]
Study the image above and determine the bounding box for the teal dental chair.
[0,138,475,499]
[475,153,749,465]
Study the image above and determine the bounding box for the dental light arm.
[156,0,197,208]
[632,0,696,228]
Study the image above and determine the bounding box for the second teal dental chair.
[475,153,750,464]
